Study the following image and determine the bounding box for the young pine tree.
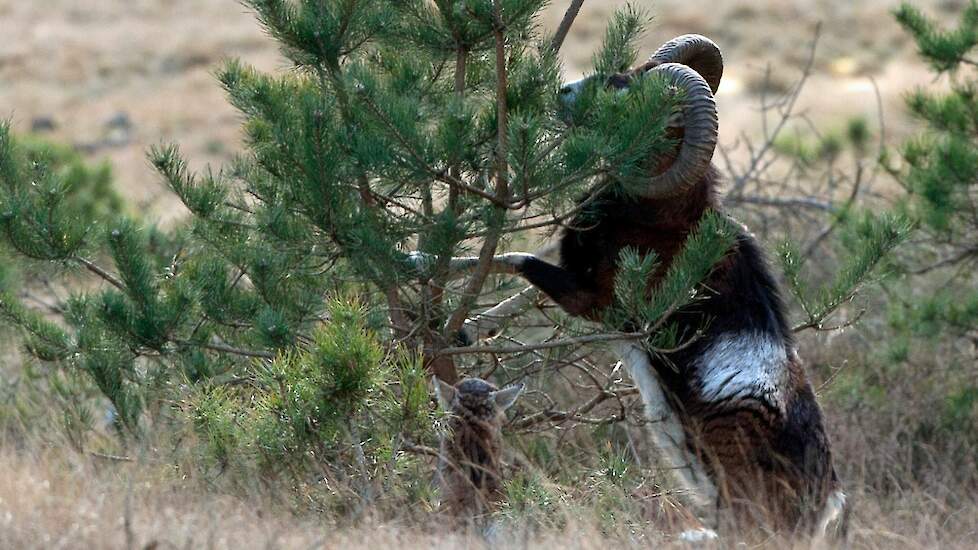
[889,1,978,338]
[0,1,694,456]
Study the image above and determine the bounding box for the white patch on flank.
[611,341,718,521]
[814,489,847,542]
[694,332,790,411]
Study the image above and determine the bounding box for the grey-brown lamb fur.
[434,377,522,523]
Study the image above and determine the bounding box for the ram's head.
[559,35,724,199]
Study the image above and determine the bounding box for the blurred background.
[0,0,956,221]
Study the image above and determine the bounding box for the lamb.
[432,376,523,525]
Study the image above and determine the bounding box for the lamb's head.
[559,34,723,200]
[434,377,524,432]
[433,377,524,514]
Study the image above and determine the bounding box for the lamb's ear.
[491,383,524,411]
[432,377,456,410]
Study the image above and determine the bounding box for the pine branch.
[492,0,510,196]
[358,93,518,209]
[443,4,512,335]
[430,43,472,309]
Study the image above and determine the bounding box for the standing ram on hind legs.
[413,35,848,542]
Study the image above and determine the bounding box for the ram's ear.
[432,377,457,410]
[491,383,524,411]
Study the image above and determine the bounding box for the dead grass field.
[0,446,975,549]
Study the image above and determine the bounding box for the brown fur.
[684,358,837,534]
[435,378,521,525]
[510,164,845,538]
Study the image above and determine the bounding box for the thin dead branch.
[550,0,585,55]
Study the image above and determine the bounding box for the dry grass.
[0,442,975,549]
[0,449,462,549]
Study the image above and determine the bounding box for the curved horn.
[640,63,719,199]
[644,34,723,94]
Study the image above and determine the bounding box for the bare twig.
[178,339,275,360]
[401,442,441,459]
[910,246,978,274]
[90,451,134,462]
[729,195,835,212]
[123,477,136,550]
[815,359,851,395]
[437,330,650,356]
[550,0,585,54]
[348,423,375,506]
[512,387,638,430]
[801,164,865,260]
[725,24,822,198]
[793,306,867,333]
[19,291,64,315]
[74,256,126,292]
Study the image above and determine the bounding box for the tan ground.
[0,0,956,222]
[0,448,973,550]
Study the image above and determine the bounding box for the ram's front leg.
[407,251,520,279]
[409,252,601,316]
[456,286,540,345]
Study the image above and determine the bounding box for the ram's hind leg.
[612,341,720,537]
